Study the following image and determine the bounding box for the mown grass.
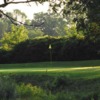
[0,60,100,79]
[0,60,100,68]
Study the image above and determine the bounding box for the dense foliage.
[0,6,100,63]
[0,36,100,63]
[0,11,68,40]
[0,25,28,51]
[0,74,100,100]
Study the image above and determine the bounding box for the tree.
[0,21,5,39]
[31,12,67,36]
[0,0,46,8]
[13,9,27,22]
[0,24,28,51]
[0,18,9,39]
[0,0,100,36]
[0,1,46,27]
[28,28,44,38]
[0,1,67,27]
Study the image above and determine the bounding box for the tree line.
[0,36,100,63]
[0,9,78,51]
[0,4,100,63]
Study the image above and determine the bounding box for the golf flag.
[49,44,52,49]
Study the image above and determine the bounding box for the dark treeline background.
[0,8,100,63]
[0,36,100,63]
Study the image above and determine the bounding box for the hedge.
[0,37,100,63]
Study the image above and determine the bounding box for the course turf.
[0,60,100,68]
[0,60,100,79]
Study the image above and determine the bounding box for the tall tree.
[0,0,100,37]
[0,20,5,39]
[31,12,67,36]
[50,0,100,31]
[13,9,27,22]
[0,18,9,39]
[0,24,28,51]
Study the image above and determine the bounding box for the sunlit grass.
[0,60,100,79]
[0,66,100,79]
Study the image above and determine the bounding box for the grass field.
[0,60,100,68]
[0,60,100,79]
[0,60,100,100]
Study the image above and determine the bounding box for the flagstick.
[50,48,52,65]
[49,44,52,66]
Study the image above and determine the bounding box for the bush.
[16,83,55,100]
[0,76,17,100]
[0,50,11,63]
[55,92,76,100]
[11,38,50,63]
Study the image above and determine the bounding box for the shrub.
[55,92,76,100]
[16,83,53,100]
[0,76,17,100]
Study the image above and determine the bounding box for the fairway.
[0,60,100,78]
[0,66,100,78]
[0,66,100,72]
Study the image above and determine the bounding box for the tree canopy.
[0,24,28,50]
[0,0,100,30]
[0,0,100,40]
[0,0,46,8]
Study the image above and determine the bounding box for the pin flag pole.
[49,44,52,66]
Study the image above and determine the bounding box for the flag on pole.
[49,44,52,49]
